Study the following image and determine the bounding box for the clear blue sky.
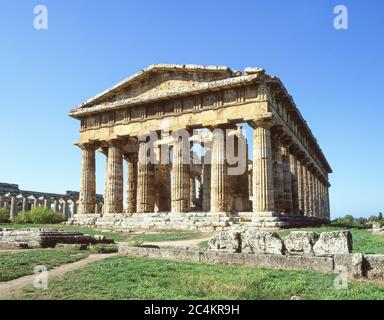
[0,0,383,218]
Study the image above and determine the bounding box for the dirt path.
[0,253,118,299]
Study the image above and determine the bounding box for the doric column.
[281,143,293,214]
[10,194,18,220]
[190,174,196,209]
[78,144,96,214]
[71,200,77,217]
[137,140,155,213]
[289,151,299,215]
[60,199,68,218]
[171,134,190,213]
[33,196,40,209]
[272,130,284,213]
[202,148,211,212]
[211,127,228,213]
[53,198,60,212]
[125,153,138,214]
[0,193,4,209]
[104,141,124,214]
[296,158,305,215]
[22,194,29,212]
[252,121,275,213]
[44,197,51,209]
[307,168,314,217]
[302,162,310,216]
[325,185,331,219]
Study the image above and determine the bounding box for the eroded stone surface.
[0,228,113,249]
[242,229,284,255]
[208,230,241,253]
[284,231,319,255]
[313,231,352,256]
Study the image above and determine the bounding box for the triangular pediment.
[76,64,233,110]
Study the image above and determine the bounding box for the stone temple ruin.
[0,182,103,220]
[68,64,332,230]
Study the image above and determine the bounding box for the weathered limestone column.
[171,135,190,213]
[302,162,310,216]
[296,157,305,215]
[189,174,196,209]
[325,184,331,219]
[252,122,275,213]
[211,127,228,213]
[154,141,171,212]
[10,194,18,220]
[202,148,212,212]
[71,200,77,217]
[307,168,314,217]
[0,193,4,209]
[289,150,299,215]
[22,194,29,212]
[33,196,40,209]
[272,131,284,213]
[53,198,60,212]
[104,141,124,214]
[281,142,293,214]
[137,140,155,213]
[78,144,96,214]
[125,153,137,214]
[62,199,69,219]
[44,197,51,209]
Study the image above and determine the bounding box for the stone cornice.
[69,73,262,118]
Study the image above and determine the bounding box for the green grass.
[0,223,127,242]
[197,240,209,248]
[13,256,384,300]
[132,230,201,242]
[277,226,384,254]
[0,248,90,282]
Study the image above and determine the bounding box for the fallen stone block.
[242,229,284,255]
[284,231,319,255]
[208,230,241,253]
[313,231,352,256]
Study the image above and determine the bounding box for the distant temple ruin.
[0,182,103,220]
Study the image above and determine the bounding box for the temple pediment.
[74,64,233,111]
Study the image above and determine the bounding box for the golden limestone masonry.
[68,64,332,230]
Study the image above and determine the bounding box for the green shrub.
[0,208,10,223]
[129,239,144,247]
[90,244,118,254]
[13,207,65,224]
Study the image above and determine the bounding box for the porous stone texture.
[0,228,113,249]
[119,244,335,274]
[208,230,241,253]
[334,253,364,279]
[364,254,384,279]
[284,231,319,255]
[313,231,352,256]
[242,229,284,255]
[68,212,234,232]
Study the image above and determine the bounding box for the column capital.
[76,142,98,151]
[249,117,274,129]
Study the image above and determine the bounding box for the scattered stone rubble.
[0,228,113,249]
[208,229,352,257]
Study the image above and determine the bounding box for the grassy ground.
[0,248,90,282]
[131,230,201,242]
[13,255,384,300]
[0,223,128,242]
[277,226,384,254]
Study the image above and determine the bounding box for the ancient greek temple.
[69,64,332,229]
